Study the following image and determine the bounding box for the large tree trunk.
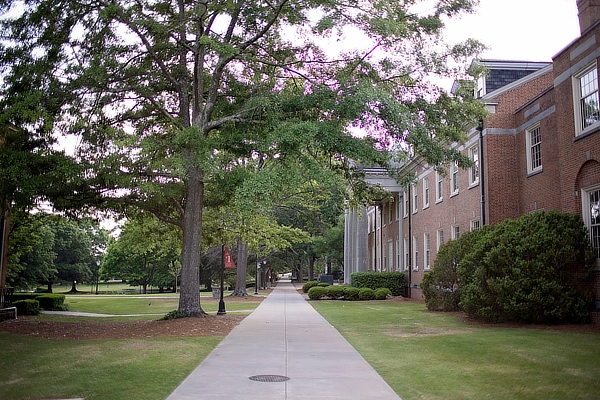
[231,237,248,296]
[308,255,315,281]
[178,166,206,317]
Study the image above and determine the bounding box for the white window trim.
[470,219,481,232]
[424,232,431,270]
[412,235,419,271]
[452,224,460,240]
[403,237,409,271]
[573,62,600,137]
[435,171,443,203]
[437,228,444,252]
[423,177,430,209]
[526,123,543,174]
[450,162,459,196]
[403,194,409,218]
[469,145,479,187]
[581,184,600,267]
[412,184,418,214]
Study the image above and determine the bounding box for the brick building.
[344,0,600,322]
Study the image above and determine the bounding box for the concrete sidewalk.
[166,279,402,400]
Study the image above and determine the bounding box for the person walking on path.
[167,279,402,400]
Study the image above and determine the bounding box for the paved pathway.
[166,279,402,400]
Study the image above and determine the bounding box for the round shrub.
[307,286,327,300]
[317,282,330,287]
[374,288,392,300]
[14,299,40,315]
[343,286,360,301]
[458,211,595,323]
[358,287,375,300]
[302,281,319,293]
[326,285,345,299]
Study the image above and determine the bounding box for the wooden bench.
[121,288,137,294]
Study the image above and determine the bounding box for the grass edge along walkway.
[311,300,600,400]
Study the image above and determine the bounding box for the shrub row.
[307,285,391,301]
[350,272,405,296]
[12,293,68,312]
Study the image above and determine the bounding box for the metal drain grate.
[249,374,290,383]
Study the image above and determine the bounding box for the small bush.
[14,299,40,315]
[308,286,327,300]
[343,287,360,301]
[374,288,392,300]
[162,310,188,320]
[350,272,405,296]
[37,294,66,310]
[302,281,319,293]
[317,282,330,287]
[326,285,345,299]
[358,287,375,300]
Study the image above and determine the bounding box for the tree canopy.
[1,0,487,315]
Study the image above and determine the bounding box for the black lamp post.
[217,244,226,315]
[254,256,260,295]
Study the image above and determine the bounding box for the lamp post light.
[254,257,260,295]
[217,245,226,315]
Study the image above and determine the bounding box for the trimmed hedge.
[12,293,68,310]
[343,287,360,301]
[374,288,392,300]
[358,287,375,300]
[37,294,68,311]
[14,299,40,315]
[326,285,345,299]
[350,271,405,296]
[307,286,327,300]
[302,281,319,293]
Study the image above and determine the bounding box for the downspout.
[478,120,486,226]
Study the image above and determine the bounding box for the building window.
[452,224,460,240]
[469,145,479,185]
[412,184,418,213]
[388,239,394,271]
[436,171,443,202]
[412,235,419,271]
[437,229,444,251]
[396,239,401,271]
[582,186,600,261]
[423,177,430,208]
[451,162,459,195]
[403,194,409,218]
[574,64,600,135]
[389,201,394,223]
[397,195,401,221]
[424,233,431,270]
[403,237,409,271]
[470,219,481,231]
[526,123,542,174]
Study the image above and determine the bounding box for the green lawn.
[0,333,220,400]
[0,293,264,399]
[63,293,262,315]
[311,300,600,400]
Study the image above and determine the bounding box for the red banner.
[224,246,236,269]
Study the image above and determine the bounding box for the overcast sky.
[443,0,581,62]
